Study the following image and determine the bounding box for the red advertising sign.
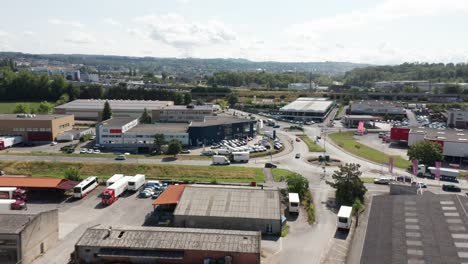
[389,157,394,174]
[110,129,122,134]
[412,159,418,176]
[435,161,441,180]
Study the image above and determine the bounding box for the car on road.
[50,141,57,146]
[295,138,301,142]
[396,176,412,183]
[273,125,280,128]
[265,162,277,168]
[374,178,391,185]
[180,150,191,154]
[442,184,461,192]
[378,132,384,138]
[115,154,126,161]
[295,153,301,159]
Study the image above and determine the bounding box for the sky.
[1,0,468,64]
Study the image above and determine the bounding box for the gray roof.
[100,117,137,127]
[76,226,260,253]
[163,105,214,111]
[127,123,189,133]
[191,116,255,127]
[174,185,281,220]
[0,213,38,234]
[409,127,468,142]
[0,114,71,121]
[362,193,468,264]
[350,100,405,108]
[280,97,334,113]
[55,99,173,111]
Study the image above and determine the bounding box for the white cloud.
[48,18,83,28]
[102,18,120,26]
[23,30,35,36]
[176,0,190,3]
[135,13,237,51]
[64,31,96,44]
[0,30,8,37]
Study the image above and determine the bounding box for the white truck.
[106,174,124,187]
[217,149,231,155]
[288,193,300,214]
[102,177,130,205]
[417,165,459,182]
[212,155,230,165]
[337,206,353,230]
[0,199,16,210]
[127,174,146,191]
[231,151,250,163]
[56,133,74,142]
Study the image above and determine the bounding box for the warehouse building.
[54,99,174,121]
[0,210,59,264]
[153,104,215,122]
[275,97,335,122]
[447,108,468,129]
[174,185,282,235]
[188,116,256,146]
[349,100,406,117]
[74,226,261,264]
[0,114,74,143]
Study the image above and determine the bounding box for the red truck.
[101,177,130,205]
[0,187,27,210]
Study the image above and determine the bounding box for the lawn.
[328,132,411,169]
[297,134,325,152]
[271,168,301,181]
[0,161,264,183]
[0,102,44,113]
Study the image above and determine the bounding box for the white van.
[288,193,300,214]
[217,149,231,155]
[337,206,353,230]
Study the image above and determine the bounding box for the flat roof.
[55,99,173,111]
[100,117,137,127]
[0,177,71,189]
[350,100,405,108]
[362,193,468,264]
[280,97,334,113]
[0,114,71,121]
[343,115,382,120]
[76,226,260,254]
[128,123,189,134]
[337,206,352,218]
[191,116,255,127]
[0,213,39,234]
[409,127,468,143]
[174,185,281,220]
[163,105,214,110]
[153,184,187,206]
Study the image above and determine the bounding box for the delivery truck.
[0,187,27,201]
[0,136,22,150]
[337,206,353,230]
[231,151,250,163]
[106,174,124,187]
[212,155,230,165]
[288,193,300,214]
[417,165,459,182]
[101,177,130,205]
[127,174,146,191]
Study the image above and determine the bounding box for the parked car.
[94,149,101,154]
[80,149,87,154]
[295,153,301,159]
[180,150,191,154]
[273,125,280,128]
[374,178,391,185]
[50,141,57,146]
[115,154,126,160]
[378,132,384,138]
[295,138,301,142]
[265,163,277,168]
[442,184,461,192]
[138,191,152,198]
[412,182,427,188]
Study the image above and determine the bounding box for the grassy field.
[0,102,43,113]
[328,132,411,169]
[271,168,301,181]
[297,134,325,152]
[0,161,264,183]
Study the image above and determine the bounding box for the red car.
[295,138,301,142]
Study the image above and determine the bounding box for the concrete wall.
[174,215,281,235]
[20,209,59,264]
[185,250,260,264]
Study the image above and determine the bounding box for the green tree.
[352,199,365,227]
[64,167,81,181]
[13,103,29,114]
[407,141,443,166]
[286,174,309,199]
[37,101,54,114]
[196,99,205,105]
[183,93,192,105]
[217,99,228,110]
[55,93,70,106]
[140,108,152,124]
[443,84,462,94]
[102,100,112,120]
[326,163,367,206]
[226,93,238,107]
[174,93,184,105]
[152,134,166,155]
[166,140,182,157]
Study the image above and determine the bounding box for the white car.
[94,149,101,154]
[80,149,87,154]
[87,149,94,154]
[50,141,57,146]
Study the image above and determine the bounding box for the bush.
[281,224,290,237]
[64,167,81,181]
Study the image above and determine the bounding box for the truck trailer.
[101,177,129,205]
[417,165,460,182]
[0,136,22,150]
[127,174,146,191]
[106,174,124,187]
[231,151,250,163]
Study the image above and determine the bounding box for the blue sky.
[1,0,468,64]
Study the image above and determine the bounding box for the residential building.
[274,97,335,122]
[153,104,215,122]
[173,185,282,235]
[447,109,468,129]
[0,210,59,264]
[74,226,261,264]
[54,99,174,121]
[0,114,74,142]
[349,100,406,116]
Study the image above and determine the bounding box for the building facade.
[152,105,215,122]
[0,114,74,142]
[447,109,468,129]
[188,117,256,146]
[0,210,59,264]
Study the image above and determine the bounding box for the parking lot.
[354,132,408,159]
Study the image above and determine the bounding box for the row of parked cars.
[138,180,169,199]
[211,138,251,149]
[373,176,463,192]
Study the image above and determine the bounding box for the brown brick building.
[0,114,74,142]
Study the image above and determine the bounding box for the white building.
[153,105,215,122]
[276,97,335,122]
[447,109,468,129]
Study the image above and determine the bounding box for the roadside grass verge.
[360,177,376,183]
[272,168,300,182]
[0,161,264,183]
[303,191,316,224]
[297,134,325,152]
[328,132,411,169]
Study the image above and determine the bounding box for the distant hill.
[0,52,369,77]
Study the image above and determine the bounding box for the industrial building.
[54,99,174,121]
[173,185,282,235]
[153,104,215,122]
[362,193,468,264]
[349,100,406,117]
[0,210,59,264]
[275,97,335,122]
[74,226,261,264]
[188,116,257,147]
[447,108,468,129]
[0,114,74,143]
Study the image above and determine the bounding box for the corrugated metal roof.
[55,99,173,110]
[153,185,187,206]
[280,97,334,113]
[0,177,65,188]
[76,226,260,254]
